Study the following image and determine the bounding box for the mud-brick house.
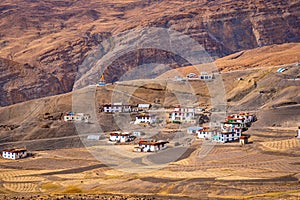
[133,140,169,152]
[169,106,196,123]
[2,148,28,160]
[109,132,133,143]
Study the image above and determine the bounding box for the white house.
[226,113,256,127]
[64,112,90,122]
[221,122,243,132]
[2,148,28,160]
[186,73,197,78]
[109,132,133,143]
[297,126,300,139]
[103,103,132,113]
[137,104,151,112]
[199,72,214,80]
[133,140,169,152]
[132,131,145,137]
[187,126,203,134]
[213,131,241,143]
[170,107,196,123]
[135,114,156,124]
[197,127,215,139]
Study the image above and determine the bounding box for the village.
[1,71,300,159]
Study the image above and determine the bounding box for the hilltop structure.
[98,74,106,86]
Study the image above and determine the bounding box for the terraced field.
[261,138,300,151]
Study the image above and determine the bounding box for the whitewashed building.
[187,126,203,134]
[199,72,214,80]
[134,140,168,152]
[298,127,300,139]
[103,103,132,113]
[197,127,216,139]
[135,114,156,124]
[221,122,243,132]
[64,112,90,122]
[170,107,196,123]
[186,73,197,78]
[137,104,151,112]
[109,132,132,143]
[2,148,28,160]
[226,113,256,127]
[213,131,241,143]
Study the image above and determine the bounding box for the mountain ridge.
[0,0,299,106]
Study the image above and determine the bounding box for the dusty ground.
[0,127,299,200]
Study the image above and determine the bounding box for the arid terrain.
[1,0,300,199]
[1,0,300,106]
[0,43,300,199]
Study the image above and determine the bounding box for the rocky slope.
[0,0,299,106]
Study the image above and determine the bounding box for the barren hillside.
[0,0,299,106]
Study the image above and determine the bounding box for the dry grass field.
[0,137,299,200]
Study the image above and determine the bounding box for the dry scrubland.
[0,44,299,199]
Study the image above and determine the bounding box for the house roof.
[103,104,131,107]
[3,148,27,153]
[227,117,245,121]
[221,121,242,125]
[220,132,237,135]
[110,132,130,136]
[138,104,151,108]
[138,140,169,146]
[136,114,152,118]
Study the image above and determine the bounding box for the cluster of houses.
[174,72,215,81]
[100,103,206,125]
[107,131,168,152]
[109,131,136,143]
[100,103,151,113]
[188,112,257,144]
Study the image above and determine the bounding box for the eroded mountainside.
[0,0,299,106]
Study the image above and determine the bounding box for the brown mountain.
[0,0,299,106]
